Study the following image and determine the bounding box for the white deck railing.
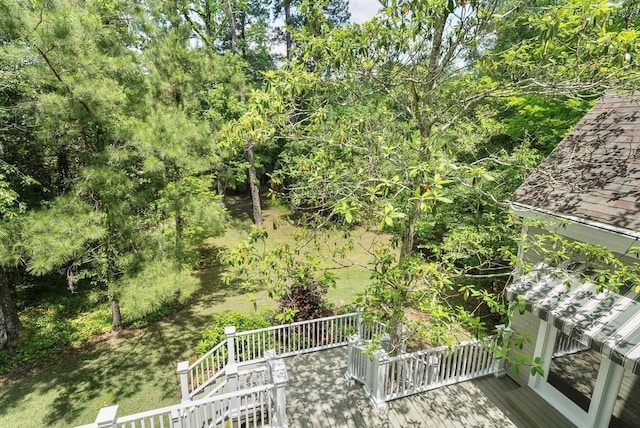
[78,384,273,428]
[382,337,499,401]
[84,311,505,427]
[346,336,501,407]
[346,336,370,385]
[553,331,589,358]
[186,340,227,398]
[234,312,359,360]
[180,312,363,400]
[85,353,290,428]
[203,365,269,399]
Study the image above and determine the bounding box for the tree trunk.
[111,294,123,334]
[175,213,184,254]
[240,12,247,58]
[389,317,404,355]
[0,268,20,352]
[106,240,123,334]
[216,176,225,196]
[226,0,238,54]
[57,147,70,190]
[204,0,213,37]
[400,198,421,259]
[246,146,263,225]
[284,0,292,59]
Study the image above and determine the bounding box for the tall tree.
[0,170,22,351]
[1,0,227,334]
[267,0,639,349]
[274,0,350,59]
[161,0,276,225]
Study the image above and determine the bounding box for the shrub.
[195,312,272,356]
[0,298,112,375]
[276,279,332,323]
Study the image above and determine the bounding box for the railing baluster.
[183,313,361,399]
[296,324,300,353]
[479,343,487,375]
[469,343,476,377]
[456,345,465,380]
[482,342,490,375]
[480,341,490,375]
[469,343,478,376]
[470,343,478,376]
[460,344,469,379]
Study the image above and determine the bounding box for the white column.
[176,360,190,402]
[529,320,557,388]
[587,357,624,428]
[530,322,588,427]
[95,405,118,428]
[265,349,277,361]
[225,326,236,364]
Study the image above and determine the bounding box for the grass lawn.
[0,198,382,427]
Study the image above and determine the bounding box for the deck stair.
[505,386,576,428]
[197,362,269,400]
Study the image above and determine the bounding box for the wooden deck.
[284,347,534,427]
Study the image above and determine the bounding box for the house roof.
[508,263,640,375]
[512,93,640,233]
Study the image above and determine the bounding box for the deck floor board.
[284,348,522,427]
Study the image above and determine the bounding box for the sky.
[270,0,381,55]
[349,0,382,24]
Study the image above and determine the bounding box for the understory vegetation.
[0,0,639,425]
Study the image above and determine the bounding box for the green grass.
[0,198,381,427]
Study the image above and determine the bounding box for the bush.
[69,308,112,345]
[276,280,332,323]
[0,298,112,375]
[195,312,272,356]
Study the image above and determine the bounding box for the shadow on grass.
[0,196,365,426]
[0,244,256,426]
[224,196,254,223]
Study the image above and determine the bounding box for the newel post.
[266,350,289,428]
[177,360,190,402]
[356,308,363,339]
[369,348,388,409]
[170,410,181,428]
[225,326,236,364]
[225,362,240,416]
[345,335,358,379]
[95,405,118,428]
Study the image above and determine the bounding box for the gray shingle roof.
[512,93,640,232]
